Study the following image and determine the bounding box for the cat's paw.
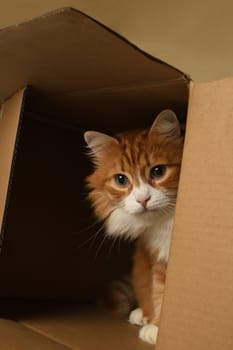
[128,308,148,326]
[139,324,158,345]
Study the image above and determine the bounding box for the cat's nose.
[136,196,151,208]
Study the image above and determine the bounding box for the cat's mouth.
[124,203,175,216]
[126,205,159,215]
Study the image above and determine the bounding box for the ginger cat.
[84,110,184,345]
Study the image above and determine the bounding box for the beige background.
[0,0,232,82]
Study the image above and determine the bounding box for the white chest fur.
[106,207,174,263]
[142,212,174,262]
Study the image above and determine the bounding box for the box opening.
[0,80,188,300]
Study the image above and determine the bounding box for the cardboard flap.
[0,8,187,102]
[0,89,25,238]
[157,77,233,350]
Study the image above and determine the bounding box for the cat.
[97,274,136,315]
[84,109,184,345]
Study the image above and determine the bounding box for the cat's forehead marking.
[118,133,150,173]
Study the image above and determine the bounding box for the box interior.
[0,8,189,300]
[0,7,190,350]
[0,79,188,298]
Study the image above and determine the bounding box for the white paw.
[139,324,158,345]
[128,308,148,326]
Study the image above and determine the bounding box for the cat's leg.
[139,262,166,345]
[100,275,136,315]
[129,240,153,326]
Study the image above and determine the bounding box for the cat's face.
[85,110,184,239]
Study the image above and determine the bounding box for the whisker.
[77,231,99,250]
[74,219,100,235]
[107,236,118,259]
[93,231,108,262]
[159,203,175,216]
[117,236,122,255]
[76,223,104,250]
[89,224,105,252]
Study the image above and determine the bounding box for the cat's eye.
[114,174,130,187]
[150,165,167,179]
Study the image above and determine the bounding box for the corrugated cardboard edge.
[0,89,27,249]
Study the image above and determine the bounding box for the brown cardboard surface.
[0,1,233,81]
[27,79,188,131]
[157,78,233,350]
[0,90,24,236]
[0,301,151,350]
[0,318,71,350]
[0,8,186,103]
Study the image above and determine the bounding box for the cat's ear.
[84,131,118,161]
[149,109,180,138]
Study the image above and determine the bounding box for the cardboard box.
[0,6,232,350]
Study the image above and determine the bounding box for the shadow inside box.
[0,299,99,320]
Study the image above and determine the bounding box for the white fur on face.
[105,177,176,262]
[123,177,171,214]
